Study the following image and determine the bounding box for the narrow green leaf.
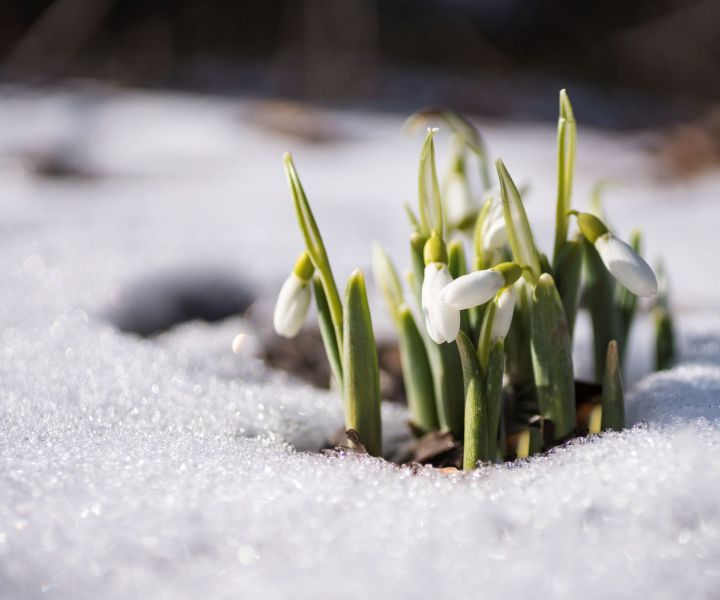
[553,90,577,264]
[496,159,541,279]
[398,306,439,433]
[486,338,506,462]
[313,277,343,389]
[554,236,583,337]
[418,129,444,236]
[284,153,344,348]
[371,242,404,326]
[406,108,491,189]
[342,270,382,456]
[530,274,576,441]
[655,308,675,371]
[425,339,465,439]
[601,340,625,431]
[409,232,428,307]
[404,202,421,233]
[457,331,487,469]
[582,237,622,380]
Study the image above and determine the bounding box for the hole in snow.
[105,267,255,336]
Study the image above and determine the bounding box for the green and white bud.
[491,287,516,340]
[272,251,315,338]
[595,234,657,297]
[439,261,522,311]
[480,191,507,252]
[575,212,657,297]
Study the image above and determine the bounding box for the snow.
[2,85,720,599]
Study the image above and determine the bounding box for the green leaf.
[284,153,344,348]
[553,236,583,338]
[398,306,439,433]
[655,309,675,371]
[496,159,541,279]
[406,108,491,189]
[553,90,577,263]
[530,274,576,441]
[456,331,487,469]
[425,339,465,439]
[409,232,428,308]
[313,277,343,389]
[371,242,404,326]
[418,129,444,237]
[601,340,625,431]
[485,338,506,462]
[582,237,622,380]
[342,269,382,456]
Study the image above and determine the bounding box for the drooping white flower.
[439,269,505,311]
[273,273,312,337]
[444,172,475,229]
[422,263,459,344]
[595,233,657,297]
[273,251,315,338]
[490,287,515,340]
[481,192,507,252]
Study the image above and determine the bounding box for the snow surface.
[1,85,720,599]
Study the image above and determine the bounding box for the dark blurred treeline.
[1,0,719,124]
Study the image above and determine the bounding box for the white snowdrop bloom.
[481,194,507,252]
[595,234,657,296]
[444,173,475,229]
[439,269,505,311]
[422,263,460,343]
[273,274,312,338]
[491,288,515,340]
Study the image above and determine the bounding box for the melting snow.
[1,86,720,599]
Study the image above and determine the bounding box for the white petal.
[273,274,311,337]
[439,269,504,310]
[422,264,459,343]
[595,234,658,296]
[482,218,507,252]
[491,288,515,340]
[444,175,474,227]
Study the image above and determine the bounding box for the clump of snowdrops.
[271,90,675,468]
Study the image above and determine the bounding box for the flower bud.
[595,233,657,297]
[490,288,515,340]
[439,262,520,311]
[273,252,314,338]
[421,263,459,343]
[444,162,475,229]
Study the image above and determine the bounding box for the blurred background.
[2,0,720,390]
[2,0,720,132]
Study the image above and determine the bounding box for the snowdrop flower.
[421,233,459,343]
[490,287,515,340]
[273,251,315,338]
[444,166,475,229]
[576,212,657,297]
[480,191,507,252]
[422,262,459,343]
[440,262,522,311]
